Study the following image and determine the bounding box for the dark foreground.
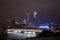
[0,36,60,40]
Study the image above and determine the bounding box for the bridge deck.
[7,29,43,32]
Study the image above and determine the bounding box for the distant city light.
[39,23,49,29]
[14,30,17,33]
[39,26,49,29]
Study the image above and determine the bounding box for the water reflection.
[7,29,37,39]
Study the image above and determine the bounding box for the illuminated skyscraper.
[23,19,27,24]
[33,11,37,19]
[11,20,15,25]
[27,13,30,28]
[33,11,38,27]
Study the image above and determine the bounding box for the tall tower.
[22,19,27,28]
[27,13,29,23]
[27,13,30,28]
[33,11,38,27]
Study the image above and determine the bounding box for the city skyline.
[0,0,60,24]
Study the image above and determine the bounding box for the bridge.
[7,29,43,39]
[7,29,43,32]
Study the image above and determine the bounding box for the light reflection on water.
[7,29,37,39]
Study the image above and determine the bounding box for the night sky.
[0,0,60,24]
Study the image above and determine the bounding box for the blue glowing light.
[33,11,37,18]
[39,24,49,29]
[39,26,49,28]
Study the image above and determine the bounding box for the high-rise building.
[11,19,16,27]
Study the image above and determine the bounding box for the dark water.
[0,31,60,40]
[0,34,60,40]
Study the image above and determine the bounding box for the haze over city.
[0,0,60,24]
